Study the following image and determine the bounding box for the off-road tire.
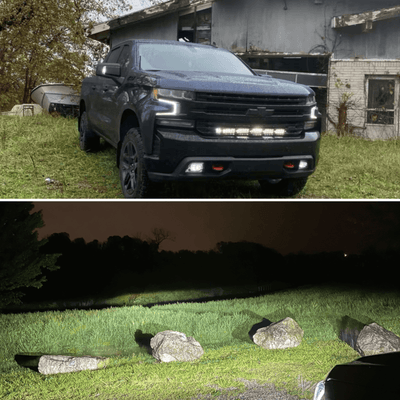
[258,177,308,197]
[119,128,151,198]
[79,111,100,151]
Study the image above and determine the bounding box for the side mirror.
[96,63,121,77]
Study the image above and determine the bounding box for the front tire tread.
[119,128,151,198]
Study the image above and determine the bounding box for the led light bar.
[215,127,287,136]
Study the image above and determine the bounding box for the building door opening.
[178,7,211,45]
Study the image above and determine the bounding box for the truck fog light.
[157,119,194,128]
[304,121,317,130]
[299,160,308,169]
[185,162,204,173]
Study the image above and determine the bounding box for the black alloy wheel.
[119,128,151,198]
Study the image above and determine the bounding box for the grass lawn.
[1,113,399,198]
[1,280,400,400]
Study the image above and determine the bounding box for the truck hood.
[147,70,312,96]
[326,351,400,391]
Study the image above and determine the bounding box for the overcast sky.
[30,201,399,256]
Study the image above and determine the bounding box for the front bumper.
[144,129,320,182]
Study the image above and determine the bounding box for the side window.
[106,47,122,63]
[367,78,395,125]
[117,45,131,75]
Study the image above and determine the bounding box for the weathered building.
[88,0,400,139]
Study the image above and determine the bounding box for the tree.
[0,202,61,308]
[0,0,133,111]
[146,227,176,252]
[0,0,35,32]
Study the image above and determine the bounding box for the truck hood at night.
[326,351,400,391]
[145,70,312,96]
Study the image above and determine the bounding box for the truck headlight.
[311,105,318,119]
[305,93,316,105]
[153,88,195,101]
[155,98,179,116]
[153,89,195,116]
[304,105,319,129]
[313,380,325,400]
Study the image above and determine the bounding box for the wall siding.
[211,0,400,58]
[111,12,179,47]
[107,0,400,59]
[328,59,400,139]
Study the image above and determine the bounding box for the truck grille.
[196,92,306,105]
[193,106,304,118]
[192,92,308,120]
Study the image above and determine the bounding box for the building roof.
[331,5,400,32]
[87,0,215,43]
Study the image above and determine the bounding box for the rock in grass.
[150,330,204,363]
[253,317,304,349]
[356,323,400,357]
[38,355,110,375]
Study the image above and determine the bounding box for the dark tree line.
[19,234,290,303]
[22,232,162,302]
[23,233,400,305]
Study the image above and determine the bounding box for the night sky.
[30,201,400,256]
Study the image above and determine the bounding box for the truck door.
[100,44,131,143]
[92,45,123,138]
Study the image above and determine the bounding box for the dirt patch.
[190,376,315,400]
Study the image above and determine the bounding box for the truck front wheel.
[258,177,308,197]
[119,128,151,198]
[79,111,100,151]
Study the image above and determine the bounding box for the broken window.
[178,8,211,45]
[367,79,395,125]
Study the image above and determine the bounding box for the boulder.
[150,330,204,363]
[355,323,400,357]
[38,355,110,375]
[252,317,304,350]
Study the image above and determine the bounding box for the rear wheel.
[119,128,151,198]
[79,111,100,151]
[258,177,308,197]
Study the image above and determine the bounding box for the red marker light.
[284,162,295,169]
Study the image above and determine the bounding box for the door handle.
[92,85,96,90]
[104,85,109,91]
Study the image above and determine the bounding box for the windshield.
[138,43,254,75]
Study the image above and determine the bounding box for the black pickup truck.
[79,39,321,198]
